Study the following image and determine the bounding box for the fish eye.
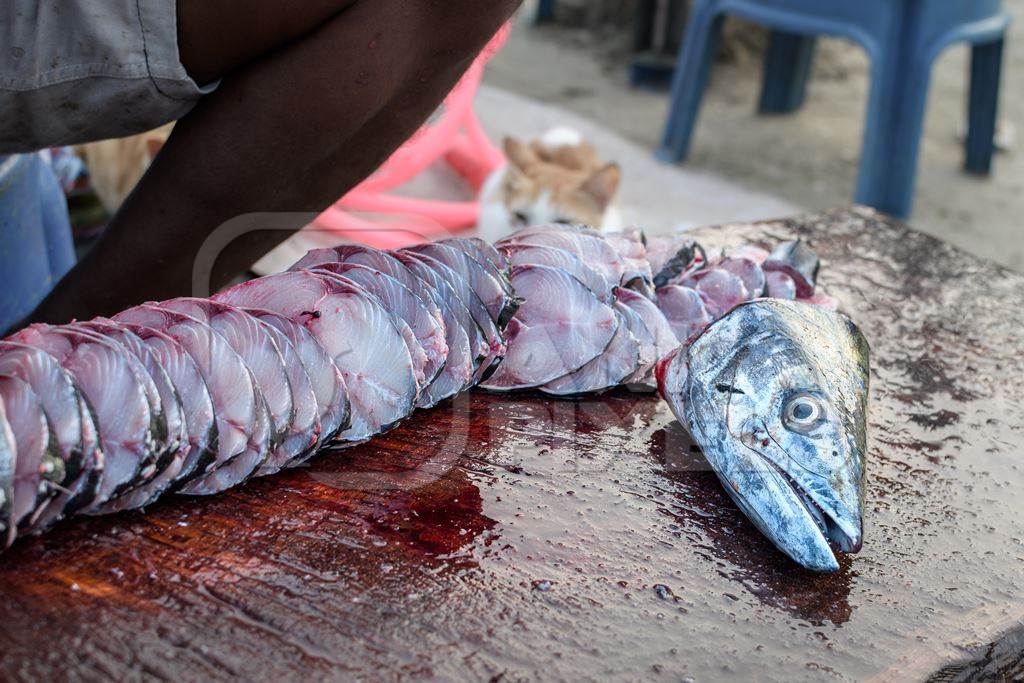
[783,393,824,432]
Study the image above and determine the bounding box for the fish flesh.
[657,299,869,571]
[480,264,617,391]
[214,270,417,444]
[0,227,869,573]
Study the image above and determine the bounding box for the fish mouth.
[759,454,862,556]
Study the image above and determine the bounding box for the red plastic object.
[312,25,509,248]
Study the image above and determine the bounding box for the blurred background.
[2,0,1020,332]
[485,0,1021,270]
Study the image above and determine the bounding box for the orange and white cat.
[477,128,623,242]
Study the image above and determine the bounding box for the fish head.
[659,299,870,572]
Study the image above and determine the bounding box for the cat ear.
[504,137,537,171]
[581,163,621,210]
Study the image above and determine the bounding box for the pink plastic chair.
[312,25,509,249]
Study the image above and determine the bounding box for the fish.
[657,298,870,571]
[0,224,871,574]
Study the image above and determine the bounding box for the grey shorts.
[0,1,216,154]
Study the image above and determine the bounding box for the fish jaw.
[660,299,869,572]
[708,439,842,572]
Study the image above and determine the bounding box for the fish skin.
[0,394,15,547]
[501,244,611,303]
[658,298,870,572]
[497,229,625,298]
[403,242,521,328]
[244,309,349,454]
[0,342,102,525]
[397,251,504,383]
[10,325,157,512]
[114,304,269,496]
[215,271,418,444]
[0,376,54,534]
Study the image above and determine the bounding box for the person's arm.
[25,0,521,326]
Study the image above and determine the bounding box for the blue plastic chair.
[657,0,1012,218]
[0,153,75,334]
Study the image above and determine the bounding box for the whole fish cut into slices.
[71,319,188,512]
[403,242,520,327]
[541,309,640,396]
[498,229,625,296]
[396,251,504,383]
[159,299,293,473]
[657,285,713,343]
[0,395,15,547]
[215,270,418,443]
[500,244,611,302]
[10,325,157,511]
[0,342,101,525]
[481,265,618,391]
[312,263,447,391]
[0,376,58,535]
[112,322,218,488]
[247,310,350,448]
[114,304,270,495]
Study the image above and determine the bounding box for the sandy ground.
[486,3,1023,271]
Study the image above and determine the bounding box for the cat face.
[500,136,621,230]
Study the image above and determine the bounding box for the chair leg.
[535,0,556,24]
[758,31,816,115]
[656,1,724,163]
[965,38,1004,176]
[854,47,932,219]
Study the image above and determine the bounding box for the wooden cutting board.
[2,207,1022,681]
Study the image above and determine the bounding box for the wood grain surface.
[2,207,1022,682]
